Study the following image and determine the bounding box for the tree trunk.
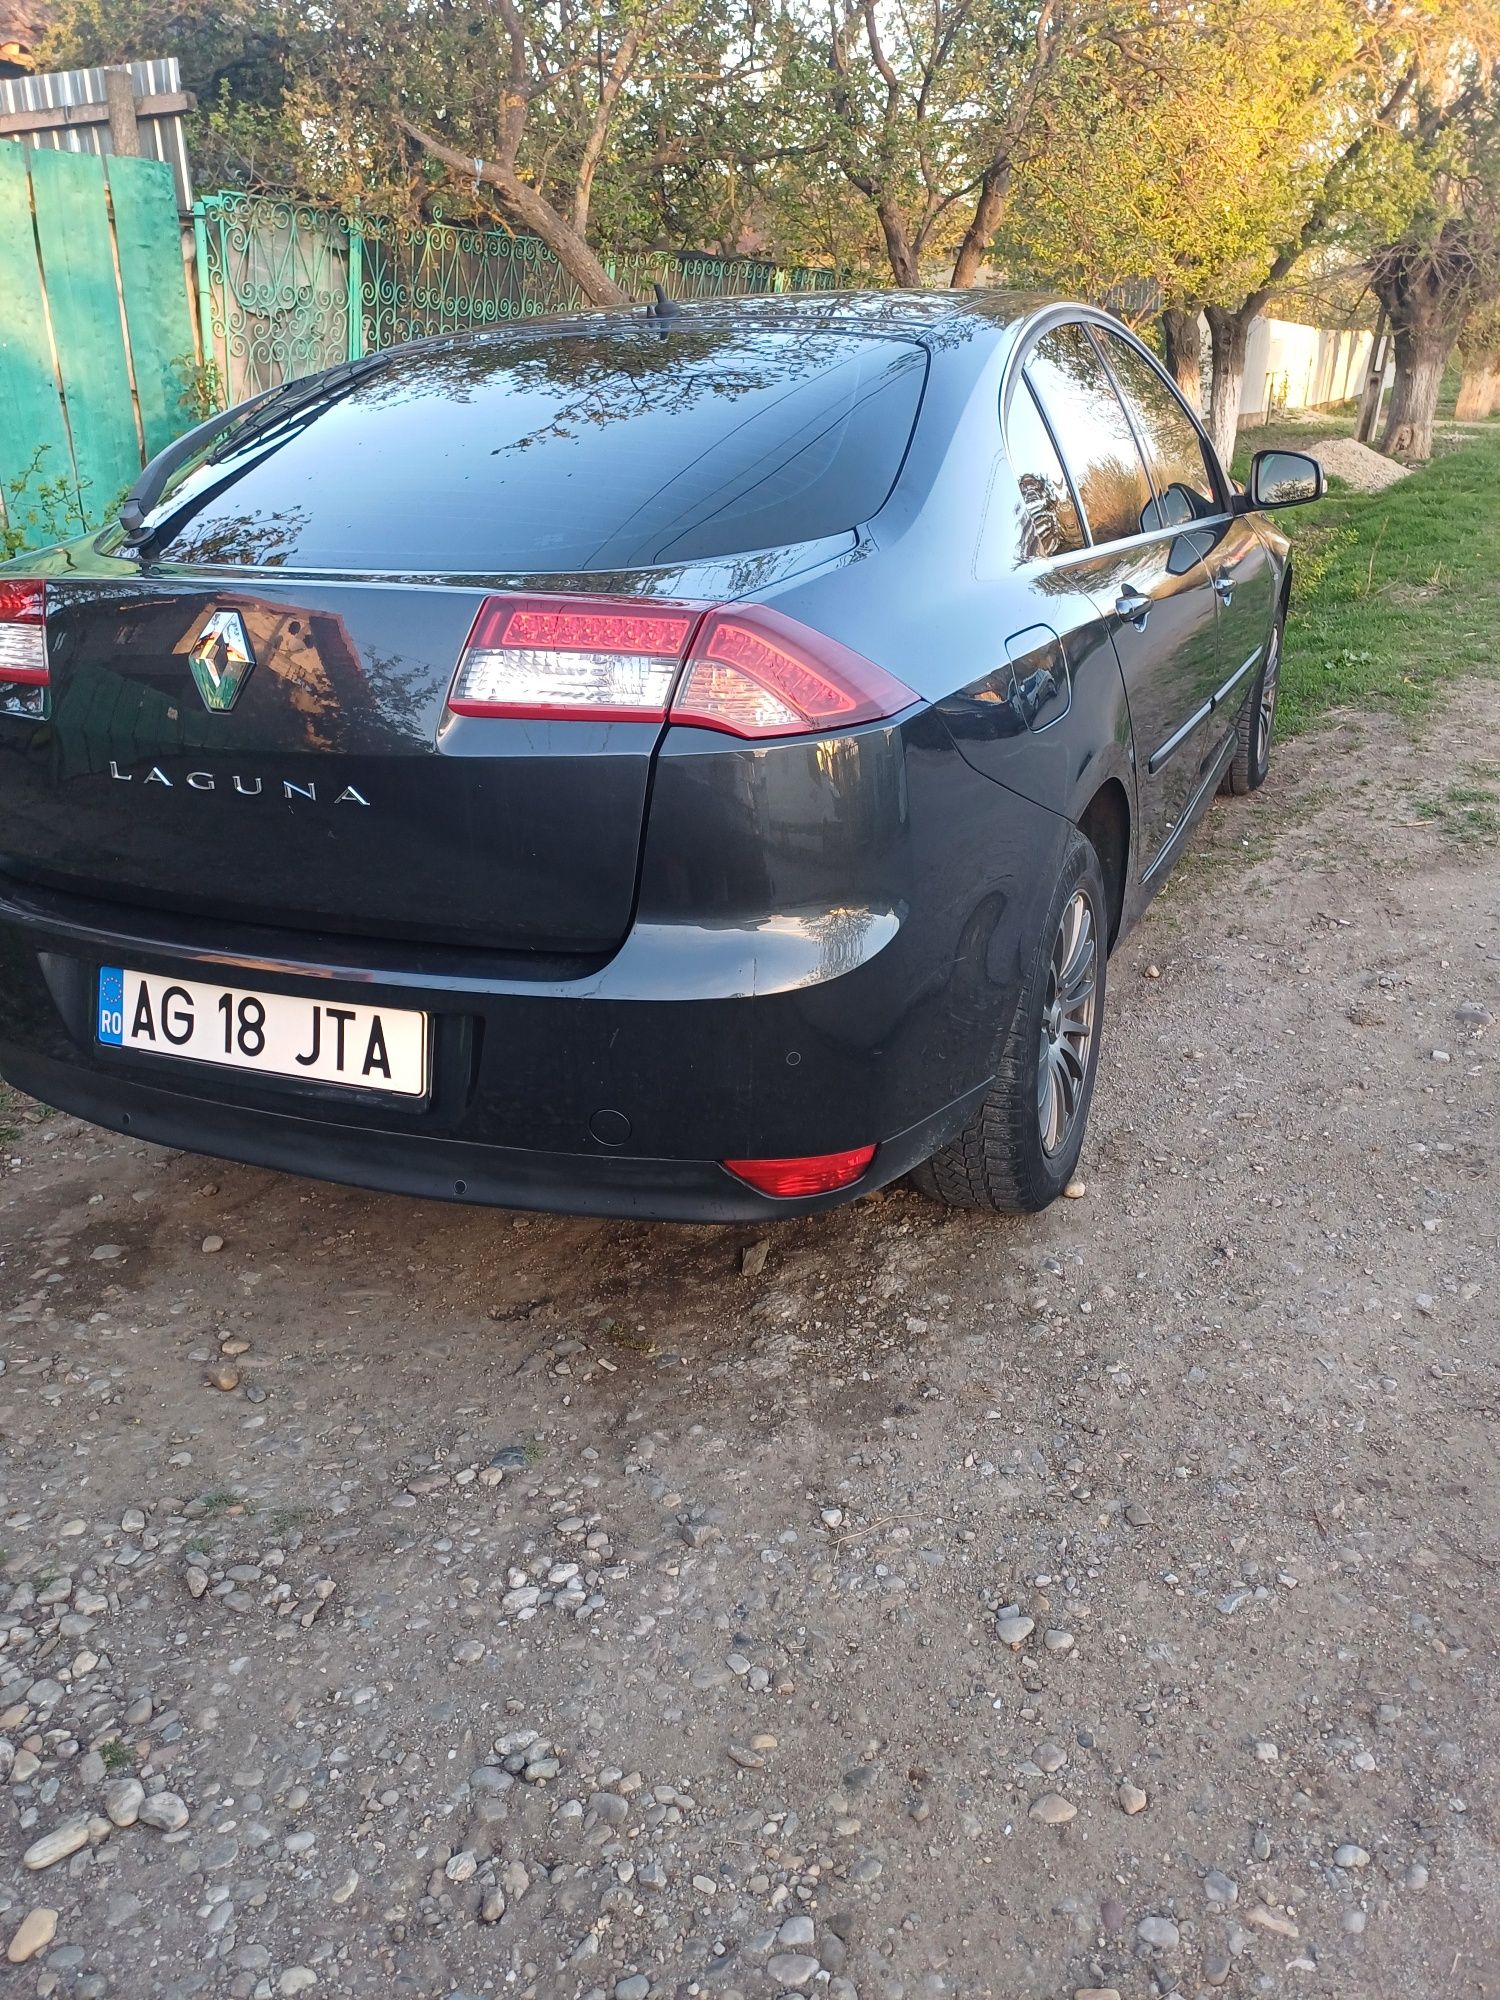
[394,113,629,308]
[949,160,1011,289]
[1455,350,1500,421]
[1160,307,1203,410]
[874,194,920,287]
[1379,318,1454,460]
[1204,304,1253,471]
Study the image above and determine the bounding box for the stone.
[1136,1915,1179,1949]
[278,1971,316,1995]
[1118,1781,1147,1816]
[1074,1991,1122,2000]
[996,1614,1035,1648]
[740,1239,770,1278]
[777,1914,815,1949]
[201,1234,225,1253]
[102,1778,144,1827]
[1246,1903,1298,1939]
[6,1909,58,1965]
[206,1363,240,1391]
[1204,1869,1238,1905]
[1043,1628,1075,1652]
[138,1791,189,1832]
[23,1819,90,1870]
[765,1954,819,1990]
[1030,1792,1077,1825]
[616,1979,651,2000]
[121,1509,146,1533]
[1334,1843,1371,1869]
[1035,1743,1067,1775]
[1063,1179,1087,1199]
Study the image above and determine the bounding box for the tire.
[912,829,1107,1213]
[1221,614,1282,796]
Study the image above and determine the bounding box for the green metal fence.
[195,192,838,404]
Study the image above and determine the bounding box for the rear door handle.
[1115,588,1152,630]
[1214,569,1235,603]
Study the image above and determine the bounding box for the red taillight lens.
[445,592,917,740]
[722,1145,877,1197]
[671,604,916,740]
[0,579,48,686]
[447,592,697,721]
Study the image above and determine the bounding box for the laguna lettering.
[108,761,369,805]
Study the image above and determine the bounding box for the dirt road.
[2,682,1496,2000]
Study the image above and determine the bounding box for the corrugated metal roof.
[0,56,193,209]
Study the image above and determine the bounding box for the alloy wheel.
[1037,888,1098,1156]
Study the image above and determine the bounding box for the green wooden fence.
[0,145,195,552]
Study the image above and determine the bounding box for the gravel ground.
[2,684,1497,2000]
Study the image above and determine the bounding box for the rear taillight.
[448,594,697,722]
[0,580,48,688]
[723,1145,877,1197]
[670,605,916,740]
[445,593,916,739]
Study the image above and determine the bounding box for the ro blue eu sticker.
[98,966,125,1046]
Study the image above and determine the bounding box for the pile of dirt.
[1306,435,1412,491]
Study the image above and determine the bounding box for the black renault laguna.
[0,292,1323,1219]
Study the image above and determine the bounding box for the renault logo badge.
[189,609,255,712]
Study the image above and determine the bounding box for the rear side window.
[1094,329,1220,527]
[1004,377,1085,559]
[148,328,928,573]
[1024,324,1154,546]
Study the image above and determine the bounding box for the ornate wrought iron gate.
[195,192,837,404]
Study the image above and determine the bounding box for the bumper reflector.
[722,1144,877,1197]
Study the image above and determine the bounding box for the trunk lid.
[2,316,927,955]
[4,576,661,954]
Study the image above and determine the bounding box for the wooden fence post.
[102,67,140,158]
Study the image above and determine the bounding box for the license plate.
[97,966,428,1097]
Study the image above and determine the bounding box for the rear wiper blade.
[116,351,393,548]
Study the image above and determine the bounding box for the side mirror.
[1248,449,1325,510]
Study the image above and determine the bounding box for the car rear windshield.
[148,325,929,573]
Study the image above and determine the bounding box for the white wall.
[1239,317,1373,420]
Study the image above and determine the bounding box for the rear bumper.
[0,1042,983,1221]
[0,727,1069,1221]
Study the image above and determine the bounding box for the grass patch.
[1414,767,1500,846]
[199,1488,253,1518]
[0,1082,24,1146]
[1272,429,1500,737]
[98,1737,135,1773]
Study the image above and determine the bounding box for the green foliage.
[1,446,87,560]
[174,352,224,421]
[43,0,299,190]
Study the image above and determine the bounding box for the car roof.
[335,287,1075,383]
